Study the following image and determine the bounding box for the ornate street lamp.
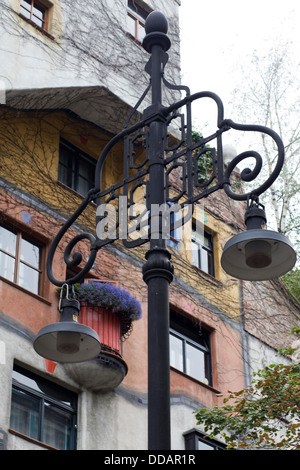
[33,11,296,449]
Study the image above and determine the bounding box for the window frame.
[169,311,212,386]
[19,0,49,32]
[9,365,77,450]
[0,223,45,296]
[127,0,149,43]
[58,138,97,197]
[183,428,226,450]
[191,223,215,276]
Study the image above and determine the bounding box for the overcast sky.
[179,0,300,136]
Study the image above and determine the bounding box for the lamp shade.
[221,229,296,281]
[33,298,101,363]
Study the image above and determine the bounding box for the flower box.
[63,281,142,391]
[79,305,122,356]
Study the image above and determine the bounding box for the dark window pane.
[128,1,148,20]
[58,144,75,188]
[78,156,95,195]
[58,140,96,196]
[44,403,74,450]
[10,389,40,440]
[11,367,77,449]
[12,367,76,407]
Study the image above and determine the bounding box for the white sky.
[179,0,300,137]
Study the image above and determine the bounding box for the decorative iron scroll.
[47,50,285,287]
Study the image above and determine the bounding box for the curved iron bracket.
[46,19,285,287]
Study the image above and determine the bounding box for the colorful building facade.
[0,0,298,450]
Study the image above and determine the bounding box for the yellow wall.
[0,108,123,226]
[0,108,241,320]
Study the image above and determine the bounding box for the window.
[169,311,212,385]
[127,0,148,42]
[167,203,181,248]
[20,0,48,31]
[184,429,226,450]
[10,365,77,450]
[58,139,96,197]
[191,223,214,276]
[0,225,43,295]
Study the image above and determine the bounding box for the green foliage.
[186,129,213,184]
[194,329,300,449]
[190,130,204,144]
[282,269,300,304]
[195,152,213,184]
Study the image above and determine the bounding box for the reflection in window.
[170,311,212,385]
[10,365,77,450]
[0,225,42,295]
[191,223,214,276]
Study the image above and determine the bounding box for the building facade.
[0,0,299,451]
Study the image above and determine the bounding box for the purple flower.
[77,281,142,321]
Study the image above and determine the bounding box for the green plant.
[186,129,213,184]
[194,328,300,449]
[282,269,300,304]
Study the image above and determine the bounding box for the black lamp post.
[33,11,296,450]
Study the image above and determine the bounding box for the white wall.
[0,0,181,113]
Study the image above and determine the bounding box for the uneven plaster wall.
[0,317,210,450]
[0,179,247,450]
[242,278,300,352]
[1,0,181,113]
[0,302,234,451]
[1,105,298,449]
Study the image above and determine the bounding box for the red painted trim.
[79,304,121,356]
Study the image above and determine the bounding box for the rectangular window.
[191,223,214,276]
[184,429,226,450]
[58,139,96,197]
[10,365,77,450]
[20,0,48,31]
[127,0,148,42]
[0,225,43,295]
[169,311,212,385]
